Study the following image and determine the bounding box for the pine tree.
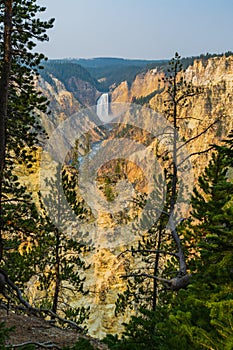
[1,162,92,326]
[36,165,92,325]
[0,1,54,263]
[161,146,233,350]
[112,54,230,349]
[161,145,233,349]
[115,52,206,315]
[184,147,233,349]
[108,136,233,350]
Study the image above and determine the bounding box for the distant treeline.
[40,52,233,93]
[40,61,102,91]
[145,51,233,72]
[40,58,167,92]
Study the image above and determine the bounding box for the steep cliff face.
[36,75,82,135]
[153,56,233,173]
[111,56,233,108]
[18,56,233,339]
[111,56,233,175]
[40,61,103,107]
[111,67,165,102]
[21,75,105,199]
[65,76,101,106]
[82,56,233,337]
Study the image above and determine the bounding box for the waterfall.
[96,93,109,122]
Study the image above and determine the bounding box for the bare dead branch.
[121,272,169,282]
[178,146,214,167]
[1,198,30,203]
[169,226,187,275]
[121,272,191,291]
[177,118,221,151]
[5,278,32,309]
[0,269,84,331]
[176,116,203,121]
[34,308,84,331]
[118,249,179,258]
[6,341,61,349]
[0,269,31,309]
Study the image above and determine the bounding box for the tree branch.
[6,341,61,349]
[177,118,221,151]
[176,116,203,121]
[121,272,191,291]
[176,91,199,104]
[12,27,48,41]
[118,249,179,258]
[0,269,84,331]
[3,271,32,309]
[25,307,83,331]
[178,146,214,167]
[121,272,169,282]
[1,198,30,203]
[170,228,187,274]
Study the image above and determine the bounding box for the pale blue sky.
[37,0,233,60]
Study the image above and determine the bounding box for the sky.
[37,0,233,60]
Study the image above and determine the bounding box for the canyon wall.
[111,56,233,175]
[18,56,233,338]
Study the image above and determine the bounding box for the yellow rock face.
[76,248,133,338]
[111,69,165,103]
[112,56,233,178]
[17,56,233,338]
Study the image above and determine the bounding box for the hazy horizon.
[44,52,231,61]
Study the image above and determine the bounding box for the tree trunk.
[169,62,187,276]
[152,226,162,311]
[0,0,13,261]
[51,228,60,315]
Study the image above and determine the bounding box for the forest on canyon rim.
[0,1,233,349]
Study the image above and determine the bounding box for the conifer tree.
[2,160,92,325]
[181,145,233,349]
[107,133,233,350]
[155,145,233,350]
[112,53,228,349]
[0,0,54,263]
[115,52,208,314]
[35,165,92,325]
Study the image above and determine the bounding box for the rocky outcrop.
[83,57,233,336]
[111,56,233,176]
[36,75,82,135]
[111,68,165,103]
[66,76,101,106]
[17,56,233,339]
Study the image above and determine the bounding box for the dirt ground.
[0,307,107,349]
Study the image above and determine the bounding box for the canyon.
[18,54,233,338]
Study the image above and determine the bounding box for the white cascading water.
[96,93,109,122]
